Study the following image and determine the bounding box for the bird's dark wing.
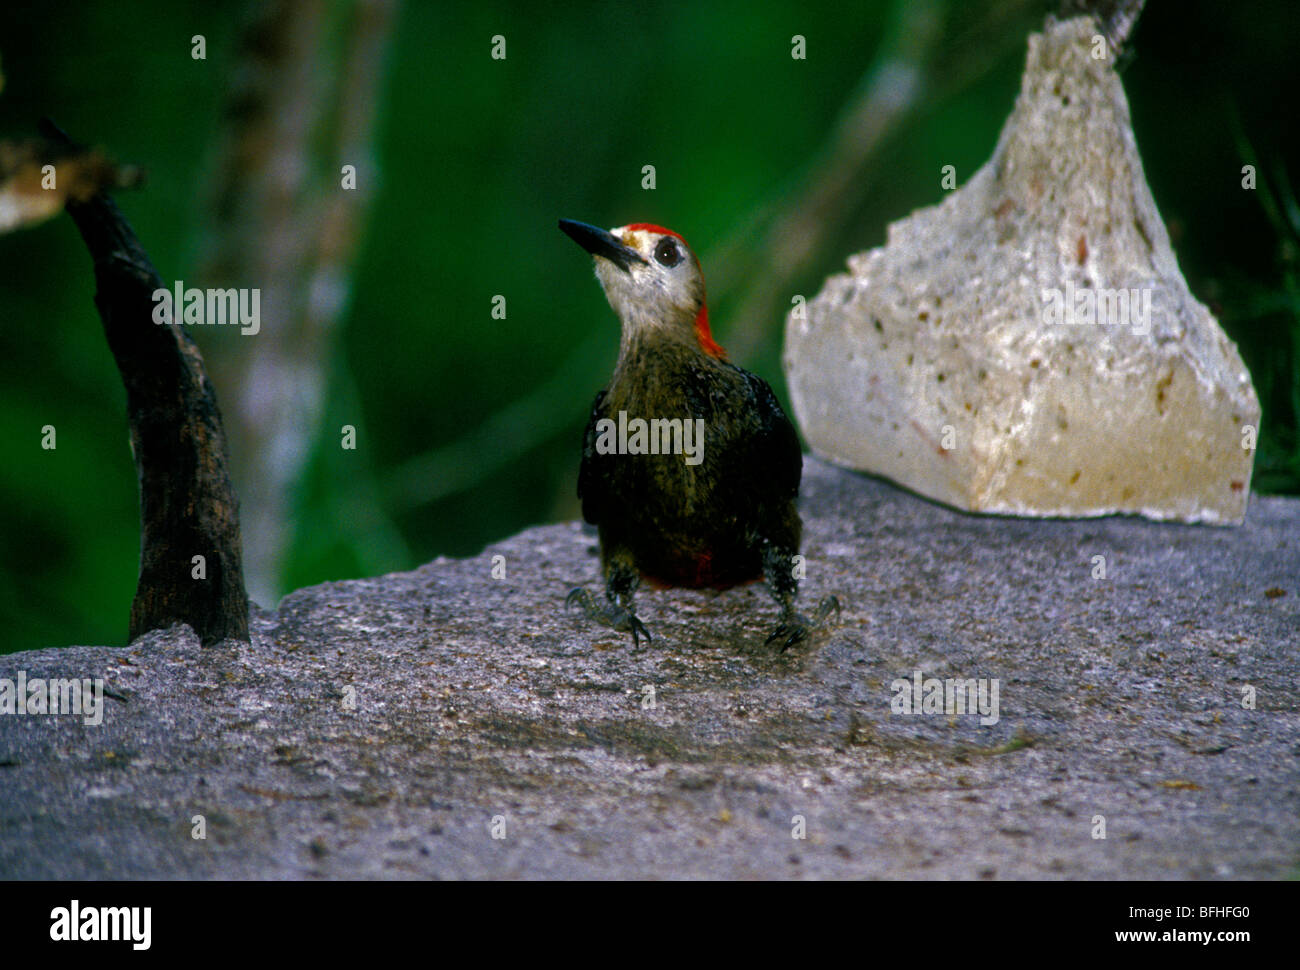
[577,389,609,525]
[738,369,803,504]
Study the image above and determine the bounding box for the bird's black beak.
[559,219,647,274]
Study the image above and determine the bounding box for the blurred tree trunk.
[195,0,398,605]
[709,0,1042,363]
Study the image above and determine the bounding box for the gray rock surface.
[1,459,1296,879]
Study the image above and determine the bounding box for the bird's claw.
[765,595,842,652]
[565,587,593,611]
[565,586,653,649]
[813,595,842,625]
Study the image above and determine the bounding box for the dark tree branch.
[41,118,249,647]
[1057,0,1146,53]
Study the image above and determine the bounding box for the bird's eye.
[654,237,681,267]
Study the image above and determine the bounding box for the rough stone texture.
[1,459,1296,879]
[784,17,1259,525]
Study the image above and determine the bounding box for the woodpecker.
[559,218,839,651]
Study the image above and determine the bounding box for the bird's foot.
[565,587,652,649]
[765,595,842,652]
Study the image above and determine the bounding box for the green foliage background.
[1,0,1295,653]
